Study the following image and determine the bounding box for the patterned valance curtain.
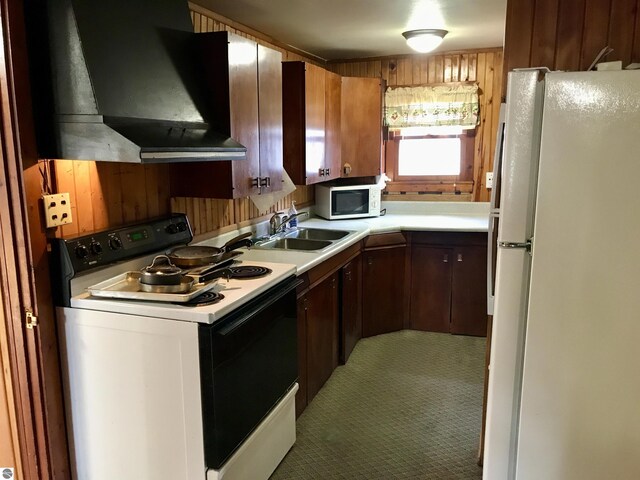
[384,84,479,130]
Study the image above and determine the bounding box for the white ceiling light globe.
[402,29,448,53]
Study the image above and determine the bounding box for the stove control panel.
[50,214,193,277]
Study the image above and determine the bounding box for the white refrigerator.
[483,69,640,480]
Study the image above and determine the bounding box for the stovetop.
[69,260,297,324]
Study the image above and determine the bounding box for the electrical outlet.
[486,171,494,189]
[43,193,73,228]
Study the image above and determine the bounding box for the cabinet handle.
[345,271,351,280]
[367,257,373,266]
[457,253,463,262]
[319,168,325,177]
[259,177,271,187]
[443,254,449,263]
[325,168,330,176]
[251,177,260,188]
[332,277,336,289]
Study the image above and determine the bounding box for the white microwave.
[315,184,382,220]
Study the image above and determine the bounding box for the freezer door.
[516,71,640,480]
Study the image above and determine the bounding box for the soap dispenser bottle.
[287,202,298,228]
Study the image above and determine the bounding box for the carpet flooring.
[270,330,486,480]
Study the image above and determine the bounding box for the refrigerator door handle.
[487,212,499,315]
[499,239,533,254]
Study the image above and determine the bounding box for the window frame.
[384,130,475,194]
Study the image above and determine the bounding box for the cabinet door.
[341,77,382,178]
[304,63,326,185]
[324,70,341,181]
[410,246,452,333]
[362,246,405,337]
[341,254,362,364]
[257,44,283,194]
[451,246,488,336]
[296,294,308,417]
[228,33,260,197]
[306,272,338,402]
[169,31,259,199]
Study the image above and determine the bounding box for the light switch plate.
[43,193,73,228]
[486,171,494,189]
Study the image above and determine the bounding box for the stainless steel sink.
[285,228,350,241]
[256,237,332,251]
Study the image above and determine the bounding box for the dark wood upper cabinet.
[324,69,342,182]
[257,44,284,195]
[282,61,343,185]
[341,76,382,178]
[171,32,283,199]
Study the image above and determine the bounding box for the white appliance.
[484,69,640,479]
[51,216,300,480]
[315,183,381,220]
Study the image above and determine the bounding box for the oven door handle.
[217,277,303,336]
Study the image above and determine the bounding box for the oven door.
[198,276,301,469]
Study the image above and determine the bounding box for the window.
[384,129,475,194]
[398,137,461,176]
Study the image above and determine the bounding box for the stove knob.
[90,241,103,255]
[108,237,122,250]
[165,224,179,234]
[177,221,187,232]
[75,244,89,259]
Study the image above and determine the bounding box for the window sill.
[384,180,473,194]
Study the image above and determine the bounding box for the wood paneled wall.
[51,4,316,239]
[329,48,503,202]
[504,0,640,85]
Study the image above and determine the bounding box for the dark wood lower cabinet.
[409,232,488,337]
[410,246,452,333]
[295,231,488,417]
[340,254,362,364]
[451,246,488,336]
[305,272,339,403]
[296,294,309,416]
[362,244,406,337]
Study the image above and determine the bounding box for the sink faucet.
[269,211,309,235]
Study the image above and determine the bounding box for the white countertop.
[69,202,488,322]
[199,202,490,275]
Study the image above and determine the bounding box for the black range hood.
[26,0,246,163]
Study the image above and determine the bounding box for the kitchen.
[1,0,640,479]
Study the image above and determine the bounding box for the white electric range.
[51,215,300,480]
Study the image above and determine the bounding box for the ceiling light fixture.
[402,29,448,53]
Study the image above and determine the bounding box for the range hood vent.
[26,0,246,163]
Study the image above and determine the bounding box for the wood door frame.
[0,0,70,478]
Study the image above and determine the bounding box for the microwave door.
[332,190,369,216]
